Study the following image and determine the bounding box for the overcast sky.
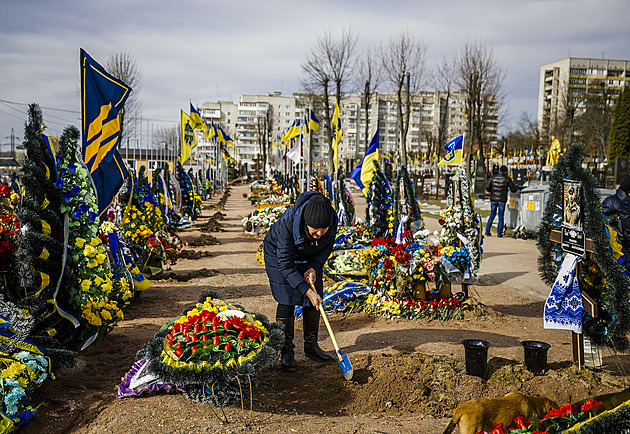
[1,0,629,150]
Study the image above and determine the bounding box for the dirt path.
[21,185,629,434]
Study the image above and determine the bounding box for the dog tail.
[441,419,457,434]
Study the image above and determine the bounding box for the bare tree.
[300,29,357,175]
[433,57,457,160]
[454,40,504,176]
[574,83,615,159]
[256,110,272,178]
[106,51,142,147]
[380,32,427,170]
[546,79,580,148]
[431,57,457,197]
[355,47,382,157]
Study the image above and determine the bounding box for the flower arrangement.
[136,292,283,406]
[147,230,182,265]
[259,193,291,204]
[241,206,287,234]
[482,399,604,433]
[0,350,50,431]
[333,223,371,250]
[0,186,20,295]
[363,292,467,321]
[366,164,394,238]
[440,167,483,282]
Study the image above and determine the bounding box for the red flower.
[490,423,505,434]
[544,402,574,419]
[438,218,445,225]
[394,251,411,266]
[514,415,531,429]
[383,258,394,269]
[580,400,602,412]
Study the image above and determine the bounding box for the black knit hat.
[620,176,630,194]
[303,195,334,228]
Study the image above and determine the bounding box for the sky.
[0,0,629,151]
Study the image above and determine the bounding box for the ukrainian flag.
[332,102,342,172]
[190,103,206,133]
[437,135,464,167]
[350,127,379,196]
[309,110,320,132]
[80,48,131,218]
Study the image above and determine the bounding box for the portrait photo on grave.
[562,180,582,229]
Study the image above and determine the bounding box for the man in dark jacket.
[485,165,519,237]
[603,176,630,256]
[264,191,338,372]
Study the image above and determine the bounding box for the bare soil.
[21,185,629,434]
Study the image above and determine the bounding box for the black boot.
[302,308,333,362]
[276,317,297,372]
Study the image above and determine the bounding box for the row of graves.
[0,105,226,431]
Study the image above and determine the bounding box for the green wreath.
[537,144,630,351]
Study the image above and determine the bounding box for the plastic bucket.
[461,339,491,379]
[521,341,551,375]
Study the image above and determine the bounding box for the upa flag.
[180,110,197,164]
[331,102,342,172]
[350,126,379,196]
[80,48,131,219]
[189,103,206,133]
[437,135,464,167]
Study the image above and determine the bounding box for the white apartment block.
[537,57,630,139]
[197,89,497,170]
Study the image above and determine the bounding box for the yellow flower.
[10,193,19,201]
[101,309,112,321]
[96,253,106,264]
[81,280,92,291]
[84,245,96,257]
[75,238,86,248]
[116,310,124,320]
[131,223,136,229]
[101,281,112,293]
[90,237,100,247]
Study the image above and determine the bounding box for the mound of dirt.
[187,234,220,246]
[158,268,219,282]
[254,353,626,418]
[200,217,224,233]
[178,249,214,259]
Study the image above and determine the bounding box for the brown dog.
[442,392,558,434]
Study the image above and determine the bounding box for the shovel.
[309,281,353,380]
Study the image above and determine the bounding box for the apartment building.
[537,57,630,139]
[197,89,497,171]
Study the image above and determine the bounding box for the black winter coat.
[485,173,518,203]
[603,188,630,247]
[263,191,338,306]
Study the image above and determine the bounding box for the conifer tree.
[609,87,630,160]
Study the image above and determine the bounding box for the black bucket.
[461,339,492,379]
[521,341,551,375]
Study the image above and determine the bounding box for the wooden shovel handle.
[308,282,342,359]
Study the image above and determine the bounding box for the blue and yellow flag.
[181,110,197,164]
[309,110,320,132]
[80,48,131,218]
[331,102,342,172]
[437,135,464,167]
[350,126,379,196]
[190,103,206,133]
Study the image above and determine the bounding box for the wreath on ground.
[537,144,630,352]
[131,291,283,406]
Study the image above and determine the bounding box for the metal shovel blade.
[338,351,353,380]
